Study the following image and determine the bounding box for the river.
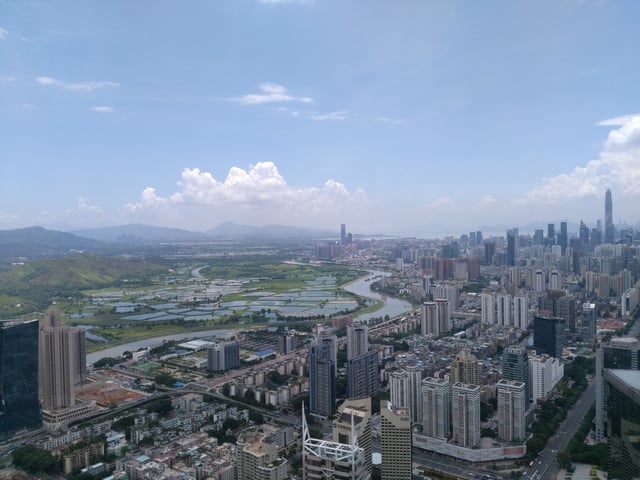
[87,270,413,364]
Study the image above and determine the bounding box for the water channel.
[87,270,413,364]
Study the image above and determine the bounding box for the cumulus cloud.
[0,27,8,40]
[37,76,120,91]
[76,197,101,213]
[597,113,640,126]
[126,162,367,223]
[523,115,640,204]
[479,195,497,205]
[90,106,114,113]
[231,83,313,105]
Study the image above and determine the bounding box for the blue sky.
[2,0,640,237]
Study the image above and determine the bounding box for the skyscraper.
[605,188,614,244]
[308,340,336,418]
[341,223,347,245]
[0,319,41,438]
[497,380,526,443]
[333,397,373,474]
[347,323,369,360]
[39,308,86,411]
[380,401,412,480]
[421,377,451,439]
[506,229,517,266]
[347,351,379,399]
[512,296,529,329]
[451,350,479,385]
[207,340,240,371]
[388,366,423,424]
[421,301,438,336]
[481,293,495,325]
[451,383,481,448]
[502,345,530,402]
[533,315,565,358]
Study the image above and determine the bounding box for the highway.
[524,380,595,480]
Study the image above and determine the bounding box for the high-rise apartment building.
[278,333,295,355]
[421,377,451,439]
[512,296,529,329]
[481,293,495,325]
[435,298,450,334]
[502,345,530,402]
[332,397,373,474]
[309,340,336,418]
[451,383,481,448]
[497,380,526,443]
[579,303,596,343]
[236,428,289,480]
[421,302,438,336]
[207,340,240,372]
[39,308,86,411]
[529,353,564,402]
[389,366,423,425]
[605,189,614,244]
[497,294,512,326]
[347,351,379,399]
[380,401,412,480]
[347,324,369,360]
[0,319,41,438]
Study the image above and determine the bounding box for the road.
[524,380,595,480]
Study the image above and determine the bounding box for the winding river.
[87,270,413,364]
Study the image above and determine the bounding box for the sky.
[2,0,640,237]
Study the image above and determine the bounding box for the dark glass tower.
[533,315,566,358]
[502,345,530,402]
[308,341,335,417]
[0,319,41,438]
[605,188,614,243]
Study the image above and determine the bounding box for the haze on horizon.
[2,1,640,238]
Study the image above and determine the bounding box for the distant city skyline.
[2,2,640,237]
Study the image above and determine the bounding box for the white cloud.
[37,76,120,91]
[126,162,367,225]
[76,197,101,213]
[312,111,349,121]
[231,83,313,105]
[479,195,496,206]
[523,115,640,204]
[90,106,114,113]
[0,27,8,40]
[597,113,640,126]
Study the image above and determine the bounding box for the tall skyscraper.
[605,188,614,244]
[497,294,512,326]
[502,345,530,402]
[389,366,423,424]
[421,301,438,336]
[308,340,336,418]
[39,308,86,411]
[529,353,564,402]
[435,298,450,334]
[603,369,640,479]
[481,293,495,325]
[332,397,373,474]
[533,316,566,358]
[347,351,379,399]
[421,377,451,439]
[380,401,412,480]
[341,223,347,245]
[506,229,517,266]
[512,296,529,329]
[347,323,369,360]
[497,380,526,443]
[579,303,596,343]
[451,350,479,385]
[451,383,481,448]
[0,319,41,438]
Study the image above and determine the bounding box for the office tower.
[605,189,614,243]
[451,350,480,385]
[308,341,336,417]
[502,345,529,402]
[435,298,450,334]
[481,293,495,325]
[347,324,369,360]
[420,301,438,336]
[595,337,640,442]
[533,316,565,358]
[469,231,477,247]
[483,241,495,265]
[333,398,373,474]
[533,229,544,246]
[39,308,86,411]
[237,429,288,480]
[278,333,295,355]
[380,401,412,480]
[451,383,481,448]
[317,334,338,375]
[341,223,347,245]
[497,380,526,443]
[207,340,240,371]
[512,296,529,329]
[579,221,590,251]
[421,377,451,439]
[579,303,596,343]
[497,294,512,326]
[347,351,379,399]
[529,353,564,402]
[305,415,370,480]
[476,231,483,245]
[389,366,423,424]
[0,319,41,438]
[547,223,555,245]
[604,369,640,480]
[506,229,517,266]
[558,221,568,254]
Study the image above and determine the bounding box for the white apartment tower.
[421,377,451,439]
[346,323,369,360]
[497,294,512,326]
[497,380,526,443]
[481,293,495,325]
[451,383,481,448]
[421,302,438,336]
[512,296,529,329]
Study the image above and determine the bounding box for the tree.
[12,445,60,475]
